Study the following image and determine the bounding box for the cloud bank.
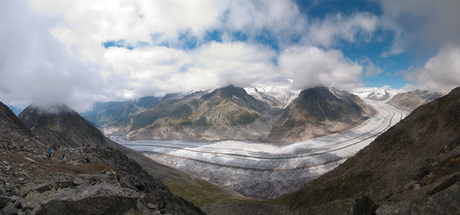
[377,0,460,91]
[0,0,106,112]
[2,0,459,112]
[407,46,460,92]
[280,46,363,90]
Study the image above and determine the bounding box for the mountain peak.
[19,104,108,147]
[201,85,248,100]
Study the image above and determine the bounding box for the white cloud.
[306,12,379,48]
[361,57,383,77]
[375,0,460,90]
[99,41,278,98]
[23,0,299,100]
[377,0,460,56]
[279,46,363,90]
[2,0,388,112]
[215,0,306,39]
[406,46,460,92]
[0,0,106,112]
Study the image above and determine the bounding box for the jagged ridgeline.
[107,85,373,142]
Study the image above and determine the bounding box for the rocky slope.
[0,102,204,214]
[113,85,275,141]
[273,87,460,214]
[388,89,442,112]
[267,86,374,143]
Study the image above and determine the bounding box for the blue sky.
[1,0,460,112]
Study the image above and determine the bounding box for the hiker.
[47,147,52,158]
[85,157,91,163]
[62,154,67,163]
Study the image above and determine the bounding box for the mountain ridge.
[107,85,373,143]
[267,86,374,143]
[273,86,460,214]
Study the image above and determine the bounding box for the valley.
[111,97,408,199]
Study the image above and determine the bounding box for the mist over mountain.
[81,96,161,130]
[19,104,109,148]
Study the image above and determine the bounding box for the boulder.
[3,201,19,215]
[0,195,12,208]
[23,183,139,215]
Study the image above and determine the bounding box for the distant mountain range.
[388,90,443,112]
[81,96,161,129]
[79,85,443,143]
[97,85,373,142]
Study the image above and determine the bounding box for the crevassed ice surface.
[112,98,408,200]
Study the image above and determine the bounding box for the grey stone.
[121,209,135,215]
[3,202,19,215]
[34,183,52,193]
[0,195,12,208]
[72,177,84,186]
[147,203,158,209]
[23,157,36,163]
[28,183,140,215]
[0,184,6,195]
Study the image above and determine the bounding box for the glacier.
[111,96,408,199]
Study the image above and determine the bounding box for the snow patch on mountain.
[351,86,405,100]
[245,80,300,109]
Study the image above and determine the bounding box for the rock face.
[0,102,41,152]
[0,103,204,215]
[388,89,442,112]
[275,87,460,214]
[267,87,374,143]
